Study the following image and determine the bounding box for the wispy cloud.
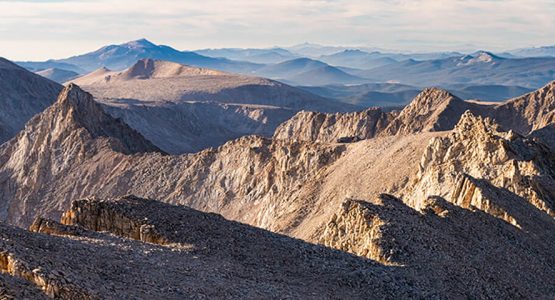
[1,0,554,60]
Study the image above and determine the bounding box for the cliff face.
[407,111,554,222]
[273,108,392,143]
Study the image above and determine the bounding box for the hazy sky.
[2,0,555,60]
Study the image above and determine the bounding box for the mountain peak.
[472,51,501,61]
[416,87,458,103]
[57,82,91,106]
[381,87,472,135]
[123,38,157,48]
[120,58,226,80]
[53,83,162,154]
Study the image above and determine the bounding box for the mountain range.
[18,39,261,74]
[18,39,555,107]
[358,51,555,88]
[1,34,555,298]
[0,75,553,297]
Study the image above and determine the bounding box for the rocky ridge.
[320,194,555,298]
[275,81,555,145]
[0,81,554,297]
[0,195,424,299]
[407,111,555,221]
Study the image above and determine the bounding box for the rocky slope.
[490,81,555,134]
[406,111,555,220]
[0,57,62,143]
[319,194,555,298]
[0,195,421,299]
[1,82,554,297]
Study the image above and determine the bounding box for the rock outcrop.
[273,107,392,143]
[2,195,424,299]
[320,194,555,298]
[407,111,555,222]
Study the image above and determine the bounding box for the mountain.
[69,59,354,153]
[195,47,298,64]
[381,88,484,135]
[1,79,554,297]
[357,51,555,88]
[0,57,62,143]
[254,57,366,85]
[255,57,328,78]
[16,60,85,74]
[19,39,262,74]
[319,49,398,69]
[35,68,79,83]
[285,42,350,57]
[286,65,366,86]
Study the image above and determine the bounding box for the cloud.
[1,0,554,60]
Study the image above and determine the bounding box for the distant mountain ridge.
[35,68,79,83]
[357,51,555,89]
[18,39,261,74]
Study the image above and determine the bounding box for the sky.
[2,0,555,61]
